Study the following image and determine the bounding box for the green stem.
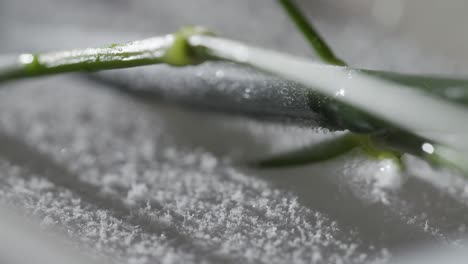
[255,133,358,168]
[277,0,346,66]
[255,132,404,169]
[0,27,210,83]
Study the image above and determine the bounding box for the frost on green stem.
[0,26,214,82]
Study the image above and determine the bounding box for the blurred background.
[1,1,468,264]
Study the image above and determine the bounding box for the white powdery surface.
[0,78,388,264]
[0,161,195,264]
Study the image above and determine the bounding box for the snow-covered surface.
[1,0,468,263]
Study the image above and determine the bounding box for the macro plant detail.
[0,0,467,177]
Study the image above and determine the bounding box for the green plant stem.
[277,0,346,66]
[254,133,403,168]
[0,38,169,82]
[255,133,358,167]
[0,27,210,83]
[255,128,468,175]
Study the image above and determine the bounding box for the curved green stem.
[277,0,346,66]
[255,133,403,169]
[255,133,358,168]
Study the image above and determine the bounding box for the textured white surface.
[0,77,390,263]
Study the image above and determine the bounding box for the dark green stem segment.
[255,128,468,175]
[255,133,403,168]
[255,133,358,167]
[277,0,346,66]
[0,27,211,83]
